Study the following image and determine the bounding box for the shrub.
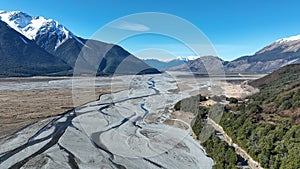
[227,97,239,104]
[211,95,226,102]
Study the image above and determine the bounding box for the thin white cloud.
[111,21,150,32]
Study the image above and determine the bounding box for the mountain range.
[0,11,159,77]
[143,57,194,71]
[1,10,300,76]
[225,35,300,73]
[149,35,300,74]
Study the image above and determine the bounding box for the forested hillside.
[221,64,300,168]
[178,64,300,168]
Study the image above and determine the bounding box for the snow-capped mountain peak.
[256,34,300,54]
[0,11,73,49]
[176,56,199,62]
[276,34,300,43]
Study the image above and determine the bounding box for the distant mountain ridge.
[225,34,300,73]
[167,56,225,74]
[143,56,203,71]
[143,58,186,71]
[0,11,159,76]
[167,34,300,74]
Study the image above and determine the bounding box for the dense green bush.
[227,97,239,104]
[174,94,207,112]
[202,134,239,169]
[210,95,226,102]
[191,106,209,137]
[247,102,263,114]
[221,110,300,169]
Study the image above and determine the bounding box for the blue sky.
[1,0,300,61]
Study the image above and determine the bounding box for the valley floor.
[0,72,263,168]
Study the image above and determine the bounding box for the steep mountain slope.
[249,63,300,87]
[226,35,300,73]
[0,11,159,75]
[54,38,160,75]
[247,64,300,117]
[0,20,71,77]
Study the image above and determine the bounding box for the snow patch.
[276,34,300,43]
[19,36,28,44]
[280,58,300,67]
[143,56,199,63]
[73,35,91,49]
[177,56,199,61]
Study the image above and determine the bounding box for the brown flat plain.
[0,87,118,139]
